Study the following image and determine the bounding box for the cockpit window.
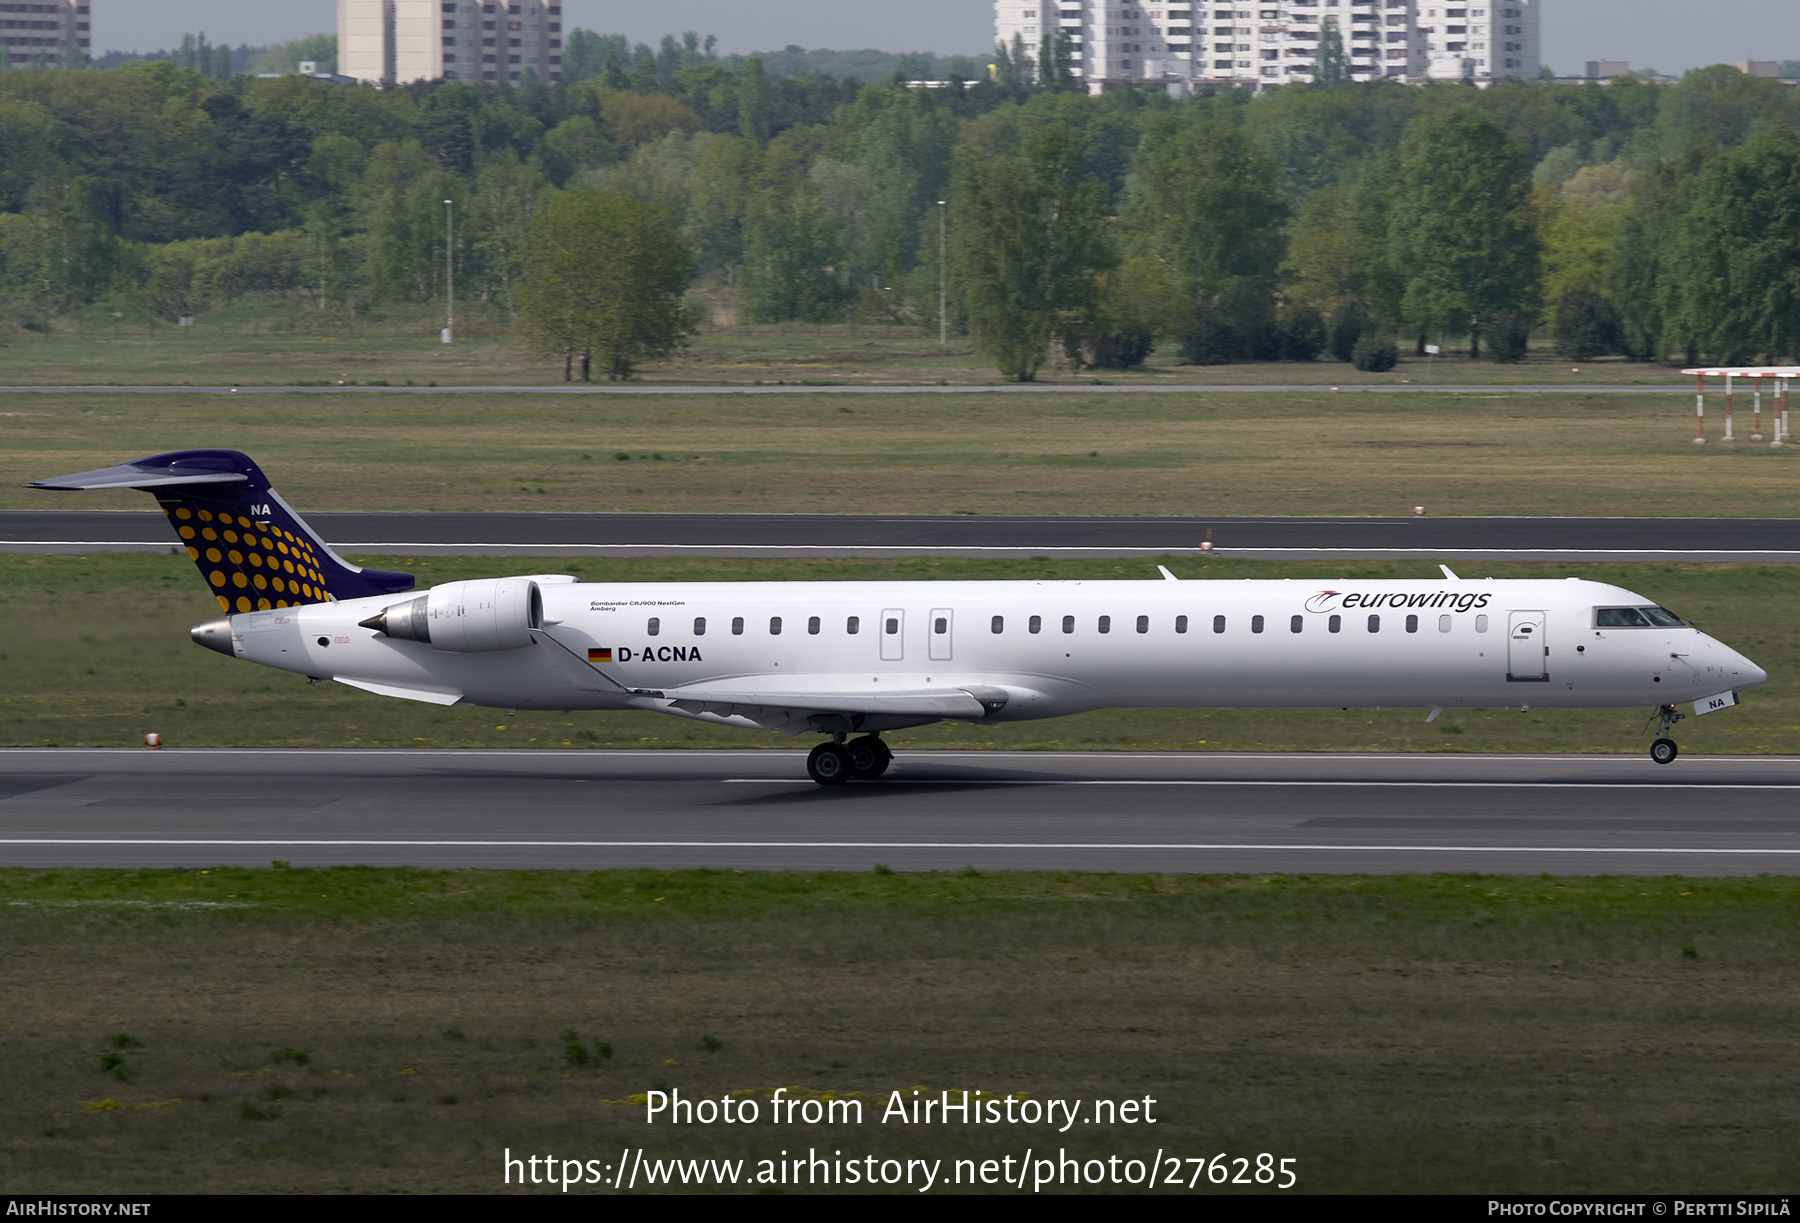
[1596,606,1686,628]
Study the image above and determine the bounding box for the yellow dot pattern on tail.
[162,505,330,613]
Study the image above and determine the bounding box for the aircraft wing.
[527,629,1010,719]
[653,683,1010,720]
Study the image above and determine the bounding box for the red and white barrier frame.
[1681,366,1796,448]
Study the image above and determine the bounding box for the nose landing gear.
[1645,704,1684,764]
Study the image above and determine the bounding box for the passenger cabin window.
[1062,615,1075,634]
[1137,615,1149,634]
[1252,615,1264,634]
[647,617,660,636]
[1290,615,1304,633]
[1367,614,1379,633]
[1176,615,1188,634]
[1029,615,1042,634]
[1213,615,1225,634]
[1406,614,1418,633]
[1438,614,1451,633]
[847,616,860,634]
[732,616,744,636]
[694,617,706,636]
[1475,614,1488,633]
[992,615,1004,634]
[770,616,783,635]
[1328,614,1341,633]
[808,616,820,635]
[1098,615,1111,634]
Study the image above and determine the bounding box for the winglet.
[1439,564,1460,580]
[1157,565,1179,582]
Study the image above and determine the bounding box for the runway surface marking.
[1,839,1794,855]
[722,778,1800,789]
[20,541,1798,561]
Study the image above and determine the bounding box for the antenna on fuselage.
[1439,564,1460,580]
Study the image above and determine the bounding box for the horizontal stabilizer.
[30,458,248,491]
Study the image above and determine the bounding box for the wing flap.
[335,676,463,706]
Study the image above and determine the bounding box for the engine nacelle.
[359,578,542,652]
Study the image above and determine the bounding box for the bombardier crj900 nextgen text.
[35,451,1768,783]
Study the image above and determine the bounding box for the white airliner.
[35,450,1767,783]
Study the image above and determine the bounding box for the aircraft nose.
[1722,643,1767,689]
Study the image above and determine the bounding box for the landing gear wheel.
[807,742,853,786]
[846,736,892,779]
[1650,738,1679,765]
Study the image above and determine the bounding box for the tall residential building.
[1,1,89,70]
[339,0,565,86]
[993,0,1537,92]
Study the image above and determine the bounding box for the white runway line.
[16,541,1800,560]
[0,839,1795,854]
[725,778,1800,789]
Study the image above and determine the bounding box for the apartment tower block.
[995,0,1539,91]
[1,1,89,69]
[339,0,565,85]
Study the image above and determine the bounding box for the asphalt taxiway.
[5,511,1796,563]
[4,749,1797,875]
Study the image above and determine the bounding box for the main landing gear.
[1646,704,1684,765]
[807,735,893,786]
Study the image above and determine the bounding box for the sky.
[94,1,1798,77]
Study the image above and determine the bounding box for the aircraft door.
[929,608,954,661]
[1507,610,1548,681]
[881,608,904,661]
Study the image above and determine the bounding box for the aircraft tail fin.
[30,449,415,613]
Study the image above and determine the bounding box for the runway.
[5,749,1799,875]
[5,511,1797,562]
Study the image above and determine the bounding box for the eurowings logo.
[1305,591,1342,613]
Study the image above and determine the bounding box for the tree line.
[0,55,1797,375]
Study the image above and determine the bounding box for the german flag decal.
[588,648,612,663]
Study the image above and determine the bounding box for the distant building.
[338,0,564,86]
[2,0,90,69]
[993,0,1539,94]
[1738,60,1779,78]
[1585,59,1629,78]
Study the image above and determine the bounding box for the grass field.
[3,387,1785,518]
[5,866,1797,1193]
[0,313,1690,388]
[3,553,1792,754]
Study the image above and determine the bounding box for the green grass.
[3,553,1794,754]
[4,865,1797,1193]
[4,386,1788,518]
[0,311,1682,387]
